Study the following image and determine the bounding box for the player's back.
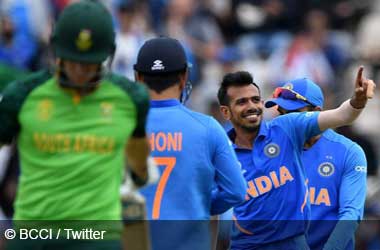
[141,99,231,250]
[142,99,217,220]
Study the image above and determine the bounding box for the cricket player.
[217,68,374,250]
[134,37,247,250]
[267,78,367,250]
[0,1,152,249]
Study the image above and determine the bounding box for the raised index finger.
[356,66,364,87]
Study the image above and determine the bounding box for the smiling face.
[220,84,264,133]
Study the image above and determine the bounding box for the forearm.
[322,220,359,250]
[318,100,363,131]
[210,215,219,250]
[0,145,12,183]
[210,188,244,215]
[126,137,150,182]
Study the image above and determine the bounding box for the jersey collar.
[150,99,181,108]
[227,121,269,149]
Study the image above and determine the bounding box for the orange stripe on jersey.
[301,178,309,213]
[232,215,254,235]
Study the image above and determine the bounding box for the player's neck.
[234,127,257,149]
[304,134,322,150]
[149,86,181,101]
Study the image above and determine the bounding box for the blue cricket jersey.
[140,99,246,250]
[303,129,367,250]
[229,112,322,249]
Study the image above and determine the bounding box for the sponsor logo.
[37,99,54,121]
[355,166,367,173]
[305,112,313,117]
[100,102,113,123]
[151,60,165,71]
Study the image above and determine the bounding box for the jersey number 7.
[152,157,176,219]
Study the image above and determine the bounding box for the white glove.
[120,176,146,221]
[120,157,160,222]
[120,156,160,204]
[145,156,160,186]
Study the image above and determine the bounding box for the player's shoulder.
[105,73,149,103]
[322,129,363,153]
[105,73,146,92]
[180,106,220,128]
[270,112,301,128]
[1,70,52,101]
[323,129,355,146]
[274,111,316,122]
[271,112,294,124]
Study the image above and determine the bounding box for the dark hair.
[140,69,186,94]
[217,71,260,105]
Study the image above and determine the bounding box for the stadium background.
[0,0,380,249]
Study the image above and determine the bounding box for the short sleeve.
[275,111,322,151]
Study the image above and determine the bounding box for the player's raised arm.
[318,66,376,131]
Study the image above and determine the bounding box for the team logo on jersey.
[100,102,113,122]
[76,29,92,51]
[37,99,54,121]
[264,143,280,158]
[318,162,335,177]
[151,60,165,71]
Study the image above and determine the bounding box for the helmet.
[51,0,115,64]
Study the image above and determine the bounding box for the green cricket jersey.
[0,70,149,221]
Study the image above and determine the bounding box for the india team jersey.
[140,99,246,250]
[229,112,321,249]
[303,129,367,250]
[0,70,149,221]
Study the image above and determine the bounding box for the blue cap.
[265,78,324,110]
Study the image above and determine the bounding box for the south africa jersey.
[0,70,149,221]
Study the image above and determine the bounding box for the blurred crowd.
[1,0,380,249]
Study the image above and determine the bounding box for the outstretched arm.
[318,66,376,131]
